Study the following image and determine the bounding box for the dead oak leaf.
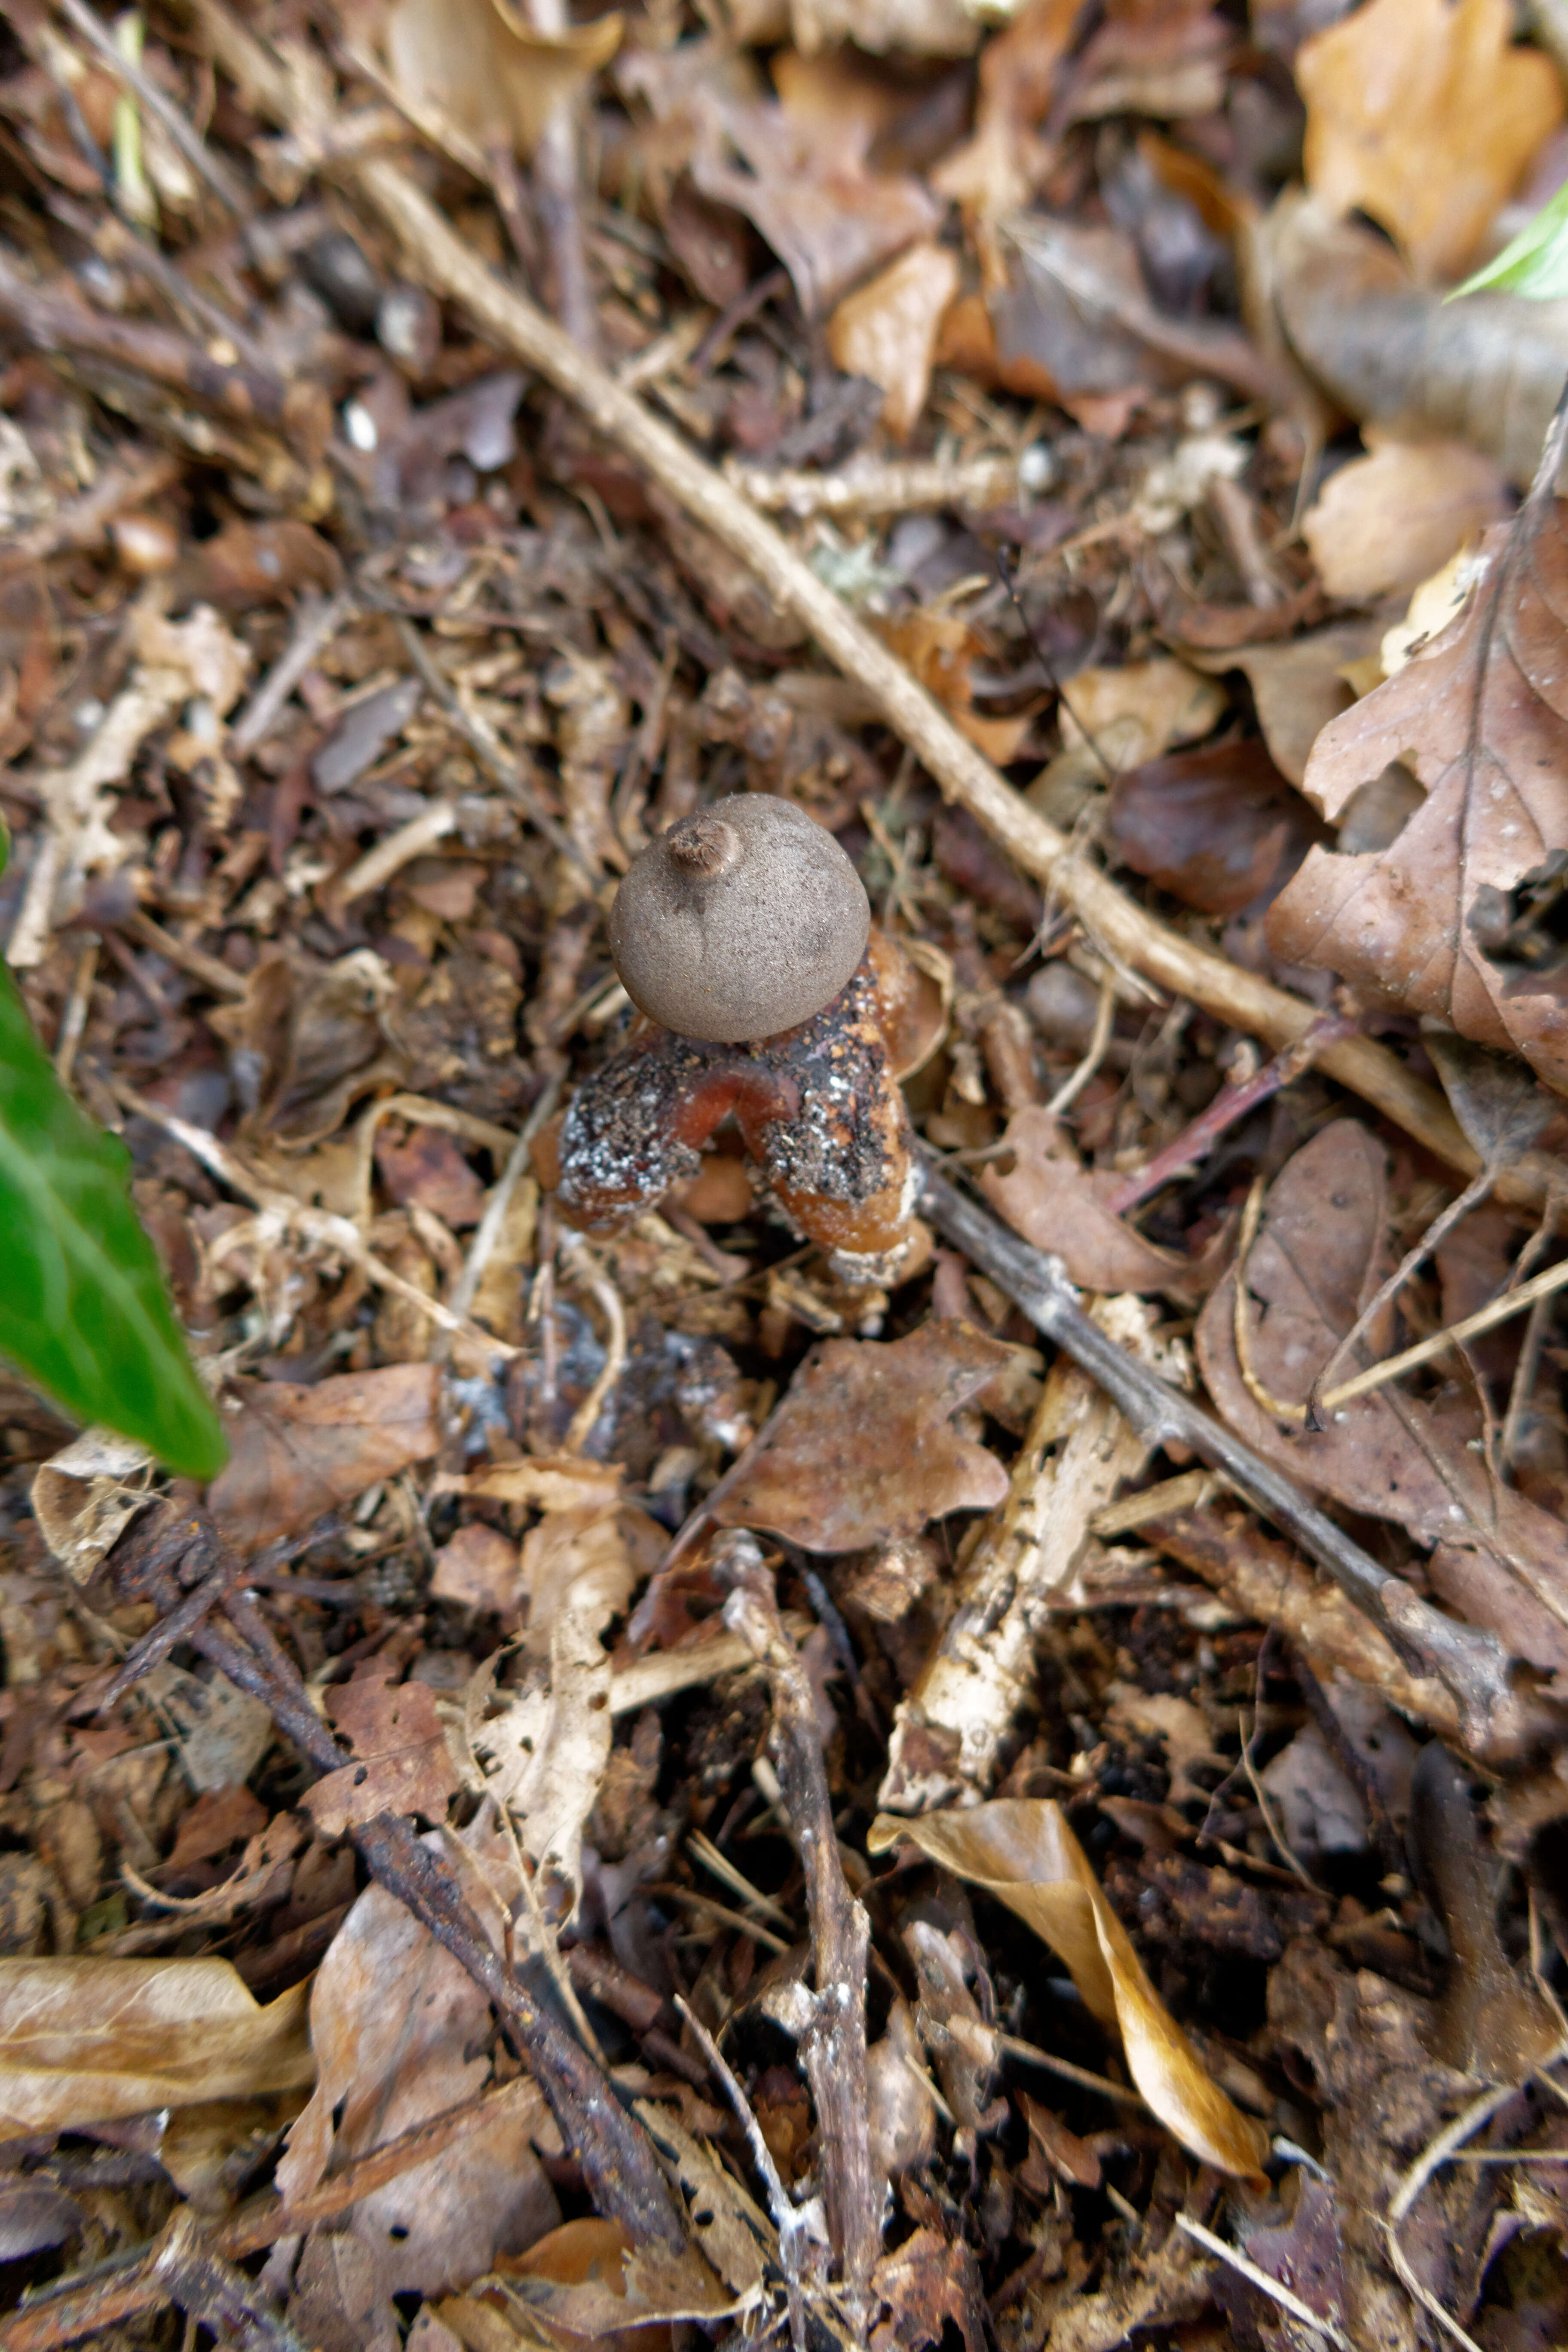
[1267,489,1568,1096]
[303,1669,461,1839]
[208,1364,442,1554]
[1298,0,1563,283]
[711,1319,1012,1552]
[870,2225,986,2352]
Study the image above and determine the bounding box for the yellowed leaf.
[385,0,622,160]
[867,1801,1269,2176]
[1298,0,1563,282]
[1302,436,1508,602]
[0,1957,313,2135]
[1058,658,1225,772]
[828,242,959,442]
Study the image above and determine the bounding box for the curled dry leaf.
[385,0,623,160]
[277,1826,557,2300]
[1195,1121,1568,1666]
[1297,0,1562,283]
[1302,436,1510,603]
[0,1957,312,2135]
[464,1504,635,1917]
[208,947,408,1149]
[1268,474,1568,1095]
[981,1107,1201,1298]
[710,1319,1012,1552]
[208,1363,442,1554]
[31,1428,154,1586]
[487,2214,738,2342]
[303,1667,462,1838]
[867,1802,1269,2176]
[1265,193,1568,487]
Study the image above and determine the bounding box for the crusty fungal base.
[554,949,920,1282]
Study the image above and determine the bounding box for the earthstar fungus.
[548,796,929,1285]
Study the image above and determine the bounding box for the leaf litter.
[4,2,1568,2349]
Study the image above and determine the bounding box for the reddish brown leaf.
[374,1123,487,1229]
[303,1668,461,1839]
[982,1108,1203,1298]
[1266,482,1568,1094]
[208,1365,442,1554]
[710,1319,1012,1552]
[1107,739,1319,917]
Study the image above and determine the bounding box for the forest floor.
[3,0,1568,2347]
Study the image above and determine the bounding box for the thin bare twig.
[53,0,251,214]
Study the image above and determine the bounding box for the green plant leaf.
[0,958,228,1479]
[1451,181,1568,301]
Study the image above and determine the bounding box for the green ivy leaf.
[0,954,228,1480]
[1451,181,1568,301]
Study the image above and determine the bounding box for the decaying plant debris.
[6,0,1568,2348]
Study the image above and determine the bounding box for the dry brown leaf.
[208,1364,443,1553]
[431,1523,524,1617]
[1297,0,1563,282]
[1059,656,1225,772]
[982,1108,1200,1298]
[1266,482,1568,1095]
[0,1957,312,2134]
[1194,1121,1568,1666]
[687,48,942,315]
[932,0,1081,220]
[1184,622,1381,785]
[1302,437,1510,603]
[1106,740,1319,917]
[277,1827,557,2301]
[430,1457,622,1513]
[465,1507,634,1916]
[827,242,959,444]
[208,947,407,1150]
[880,609,1036,765]
[867,1802,1269,2176]
[303,1668,462,1838]
[1266,193,1568,487]
[385,0,622,160]
[31,1429,154,1586]
[710,1319,1012,1552]
[490,2215,738,2340]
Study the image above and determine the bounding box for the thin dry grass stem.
[1384,2082,1528,2352]
[333,801,459,908]
[180,5,1558,1212]
[229,587,355,758]
[653,1882,790,1955]
[1317,1255,1568,1413]
[1173,2214,1352,2352]
[1045,964,1117,1117]
[123,910,249,1000]
[1238,1705,1323,1893]
[1307,1164,1497,1425]
[53,939,98,1082]
[687,1828,796,1932]
[447,1075,561,1329]
[56,0,250,213]
[997,2034,1148,2110]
